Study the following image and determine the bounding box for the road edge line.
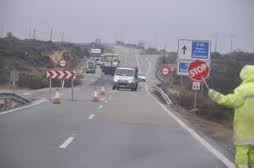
[149,94,235,168]
[0,98,48,116]
[142,54,235,168]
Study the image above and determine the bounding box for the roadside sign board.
[178,39,211,60]
[188,60,210,81]
[47,70,76,80]
[58,59,67,68]
[192,41,210,59]
[192,81,201,90]
[177,39,211,76]
[176,60,191,76]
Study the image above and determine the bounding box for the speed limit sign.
[58,59,67,68]
[161,67,169,76]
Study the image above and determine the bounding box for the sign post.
[188,60,210,111]
[176,39,211,111]
[192,81,201,110]
[10,69,19,93]
[170,65,175,86]
[71,79,74,101]
[49,79,52,100]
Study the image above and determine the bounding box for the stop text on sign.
[188,60,210,81]
[189,63,207,77]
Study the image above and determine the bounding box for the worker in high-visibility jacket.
[208,65,254,168]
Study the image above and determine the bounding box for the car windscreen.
[115,69,134,77]
[88,62,94,68]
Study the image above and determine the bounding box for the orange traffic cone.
[92,90,99,102]
[100,86,106,95]
[52,91,61,104]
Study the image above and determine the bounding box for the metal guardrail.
[152,86,173,105]
[0,93,31,104]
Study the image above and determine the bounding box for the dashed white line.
[98,105,103,109]
[88,114,95,120]
[104,100,108,103]
[59,136,75,149]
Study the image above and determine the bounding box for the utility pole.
[61,32,64,43]
[214,38,218,52]
[210,33,219,52]
[33,28,36,40]
[29,28,32,39]
[1,25,4,37]
[228,33,236,53]
[50,28,53,41]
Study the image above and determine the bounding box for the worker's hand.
[208,89,222,103]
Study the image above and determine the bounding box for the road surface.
[0,46,233,168]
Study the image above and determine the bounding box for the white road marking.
[143,58,235,168]
[104,100,108,103]
[0,98,48,116]
[101,98,106,101]
[88,114,95,120]
[59,136,75,149]
[22,92,31,96]
[98,105,103,109]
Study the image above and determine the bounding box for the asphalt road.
[0,46,232,168]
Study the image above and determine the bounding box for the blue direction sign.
[191,41,209,59]
[177,61,191,75]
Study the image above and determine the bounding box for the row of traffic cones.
[51,86,106,104]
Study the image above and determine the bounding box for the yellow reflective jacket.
[208,65,254,145]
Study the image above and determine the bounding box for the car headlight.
[128,80,134,83]
[114,79,118,82]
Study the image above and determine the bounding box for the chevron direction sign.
[47,70,76,80]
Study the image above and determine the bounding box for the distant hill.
[0,35,90,89]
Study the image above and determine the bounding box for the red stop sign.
[188,60,210,81]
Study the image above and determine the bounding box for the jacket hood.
[240,65,254,83]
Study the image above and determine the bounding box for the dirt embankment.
[0,36,90,89]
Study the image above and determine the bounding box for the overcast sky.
[0,0,254,52]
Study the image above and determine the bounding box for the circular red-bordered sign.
[161,67,170,76]
[188,60,209,81]
[58,59,67,68]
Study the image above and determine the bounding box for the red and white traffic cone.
[52,91,61,104]
[92,90,99,102]
[100,86,106,95]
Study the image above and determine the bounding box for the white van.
[113,67,138,91]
